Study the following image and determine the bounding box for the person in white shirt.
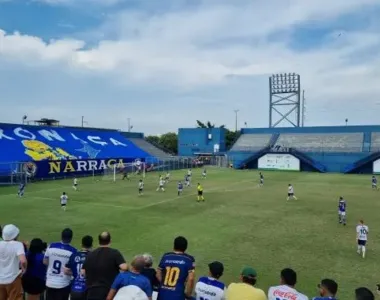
[138,180,144,195]
[356,219,369,258]
[44,228,77,300]
[0,224,27,300]
[156,179,165,192]
[73,177,78,191]
[268,268,309,300]
[287,184,298,201]
[60,192,68,211]
[195,261,226,300]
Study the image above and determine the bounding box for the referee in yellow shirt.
[197,183,204,202]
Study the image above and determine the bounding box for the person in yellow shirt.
[197,183,204,202]
[226,266,267,300]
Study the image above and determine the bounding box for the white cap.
[114,286,149,300]
[2,224,20,241]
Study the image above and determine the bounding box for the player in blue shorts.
[18,182,25,197]
[178,181,183,196]
[372,176,378,190]
[157,236,195,300]
[338,196,346,226]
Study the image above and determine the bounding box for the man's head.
[142,253,153,268]
[2,224,20,241]
[98,232,111,246]
[359,219,364,224]
[240,266,257,286]
[82,235,93,250]
[355,287,374,300]
[61,228,73,244]
[318,279,338,297]
[131,255,147,273]
[280,268,297,287]
[173,236,188,252]
[63,192,66,195]
[208,261,224,279]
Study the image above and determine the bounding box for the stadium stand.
[229,134,272,152]
[370,132,380,152]
[128,138,173,159]
[275,132,364,152]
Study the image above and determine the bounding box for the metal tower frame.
[269,73,301,127]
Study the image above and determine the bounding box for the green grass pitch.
[0,168,379,299]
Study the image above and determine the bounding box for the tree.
[159,132,178,154]
[145,135,160,145]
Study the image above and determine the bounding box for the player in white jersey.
[60,192,68,211]
[195,261,226,300]
[165,172,170,183]
[287,184,297,201]
[156,178,165,192]
[73,177,78,191]
[268,268,308,300]
[202,169,207,179]
[187,169,192,178]
[138,179,144,195]
[356,219,369,258]
[44,228,77,300]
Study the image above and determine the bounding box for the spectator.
[355,287,374,300]
[268,268,308,300]
[313,279,338,300]
[65,235,94,300]
[0,224,27,300]
[44,228,77,300]
[156,236,195,300]
[82,231,127,300]
[107,255,152,300]
[141,253,159,292]
[195,261,226,300]
[22,238,48,300]
[226,266,266,300]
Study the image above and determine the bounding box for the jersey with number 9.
[157,252,195,300]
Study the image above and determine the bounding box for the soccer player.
[356,219,369,258]
[287,184,297,201]
[195,261,226,300]
[202,169,207,179]
[138,179,144,195]
[178,181,183,196]
[187,169,192,178]
[65,235,93,300]
[338,197,347,225]
[44,228,77,300]
[122,169,130,181]
[61,192,68,211]
[372,176,378,190]
[157,177,165,192]
[185,174,191,187]
[73,177,78,191]
[197,183,204,202]
[17,182,25,197]
[165,172,171,183]
[156,236,195,300]
[268,268,308,300]
[259,172,264,187]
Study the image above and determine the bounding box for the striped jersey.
[44,242,77,288]
[195,276,226,300]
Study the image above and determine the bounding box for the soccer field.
[0,168,379,299]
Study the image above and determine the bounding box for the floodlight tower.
[269,73,301,127]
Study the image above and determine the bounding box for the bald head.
[131,255,146,273]
[98,231,111,246]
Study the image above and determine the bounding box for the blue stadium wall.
[0,123,150,179]
[178,128,226,156]
[230,125,380,174]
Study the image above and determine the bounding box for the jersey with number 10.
[157,252,195,300]
[44,242,77,289]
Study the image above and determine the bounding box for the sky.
[0,0,380,135]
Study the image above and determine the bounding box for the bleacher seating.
[370,133,380,152]
[229,134,272,152]
[276,133,363,152]
[128,138,173,159]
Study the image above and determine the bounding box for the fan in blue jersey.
[177,181,184,196]
[44,228,77,300]
[313,279,338,300]
[372,176,378,190]
[195,261,226,300]
[18,182,26,197]
[338,197,347,226]
[157,236,195,300]
[65,235,93,300]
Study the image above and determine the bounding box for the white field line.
[23,179,259,211]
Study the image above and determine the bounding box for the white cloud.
[0,0,380,134]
